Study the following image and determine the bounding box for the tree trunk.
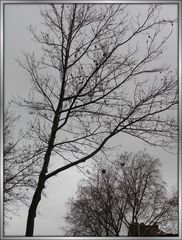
[25,174,45,236]
[25,12,73,234]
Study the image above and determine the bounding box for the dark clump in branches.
[14,3,177,236]
[64,151,178,237]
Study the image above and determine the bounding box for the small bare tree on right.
[64,151,178,236]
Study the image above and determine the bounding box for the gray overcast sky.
[4,3,178,236]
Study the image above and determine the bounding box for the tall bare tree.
[64,151,178,236]
[15,3,177,236]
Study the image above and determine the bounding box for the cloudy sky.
[3,2,178,236]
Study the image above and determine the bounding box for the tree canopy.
[64,151,178,236]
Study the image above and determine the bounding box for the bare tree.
[64,151,178,236]
[117,152,178,233]
[65,165,128,236]
[4,106,43,219]
[15,3,177,236]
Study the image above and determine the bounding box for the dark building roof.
[128,222,178,237]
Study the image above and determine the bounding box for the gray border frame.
[0,1,181,239]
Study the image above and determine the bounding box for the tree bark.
[25,118,59,236]
[25,174,45,236]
